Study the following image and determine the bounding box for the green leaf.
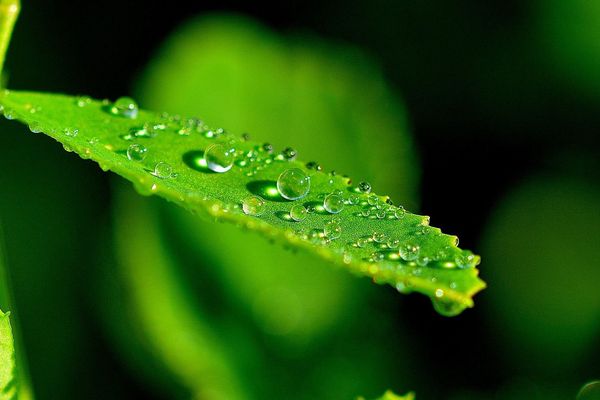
[358,390,416,400]
[99,184,248,400]
[0,310,16,400]
[0,90,485,314]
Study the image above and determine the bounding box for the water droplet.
[372,232,386,243]
[261,143,273,153]
[358,181,371,193]
[324,220,342,240]
[28,122,42,133]
[435,288,444,298]
[394,206,406,219]
[242,195,266,216]
[152,162,174,179]
[289,204,308,222]
[396,281,412,294]
[455,251,478,269]
[305,161,322,171]
[282,147,297,161]
[127,144,147,161]
[110,96,139,119]
[387,238,400,249]
[63,127,79,137]
[399,244,420,261]
[277,168,310,200]
[3,108,15,119]
[417,256,431,266]
[360,207,371,217]
[348,194,360,205]
[204,144,234,173]
[323,193,344,214]
[76,96,92,107]
[431,298,465,317]
[356,237,369,248]
[367,194,379,206]
[376,209,386,219]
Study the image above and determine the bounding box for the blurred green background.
[0,1,598,399]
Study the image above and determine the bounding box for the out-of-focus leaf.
[481,176,600,375]
[100,183,248,400]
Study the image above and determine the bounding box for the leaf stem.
[0,0,19,80]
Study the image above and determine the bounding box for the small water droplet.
[356,237,369,248]
[324,220,342,240]
[76,96,92,107]
[3,108,15,119]
[152,162,174,179]
[435,288,444,298]
[205,144,234,173]
[394,206,406,219]
[277,168,310,200]
[376,209,386,219]
[372,232,386,243]
[323,193,344,214]
[455,251,478,269]
[282,147,297,161]
[289,204,308,222]
[127,143,147,161]
[242,195,266,216]
[387,238,400,249]
[305,161,322,171]
[417,256,431,266]
[360,207,371,217]
[347,194,360,205]
[357,181,371,193]
[63,127,79,137]
[28,122,42,133]
[367,194,379,206]
[399,244,420,261]
[110,96,139,119]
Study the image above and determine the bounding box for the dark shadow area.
[182,150,215,174]
[246,180,286,202]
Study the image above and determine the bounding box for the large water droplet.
[127,143,147,161]
[323,193,344,214]
[242,195,266,216]
[110,96,139,119]
[277,168,310,200]
[289,204,308,222]
[431,297,466,317]
[205,144,234,173]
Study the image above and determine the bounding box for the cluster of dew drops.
[4,93,479,304]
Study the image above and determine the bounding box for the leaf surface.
[0,90,485,314]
